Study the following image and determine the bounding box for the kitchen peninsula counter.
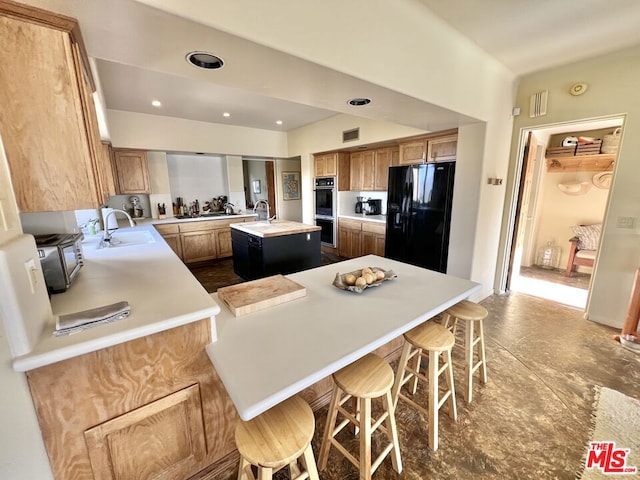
[207,255,480,420]
[13,224,220,372]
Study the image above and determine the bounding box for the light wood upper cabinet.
[427,134,457,162]
[374,147,397,191]
[361,150,376,190]
[399,139,427,165]
[349,152,363,190]
[0,8,102,212]
[314,153,338,177]
[113,149,150,194]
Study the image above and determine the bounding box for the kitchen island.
[230,219,321,280]
[207,255,481,420]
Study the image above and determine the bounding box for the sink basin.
[97,230,156,249]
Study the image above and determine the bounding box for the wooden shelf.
[545,153,615,173]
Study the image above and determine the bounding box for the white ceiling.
[20,0,640,135]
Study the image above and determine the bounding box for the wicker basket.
[601,127,621,154]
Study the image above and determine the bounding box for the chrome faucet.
[103,209,136,244]
[253,199,274,223]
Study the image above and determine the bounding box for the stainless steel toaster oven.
[35,232,84,294]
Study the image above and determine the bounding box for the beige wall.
[107,109,288,158]
[502,44,640,328]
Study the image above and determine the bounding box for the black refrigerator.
[385,162,455,273]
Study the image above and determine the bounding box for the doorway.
[504,116,623,309]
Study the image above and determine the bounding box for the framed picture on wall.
[252,180,261,194]
[282,171,301,200]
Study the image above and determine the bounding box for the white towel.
[54,301,130,336]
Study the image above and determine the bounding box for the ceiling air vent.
[529,90,548,118]
[343,128,360,143]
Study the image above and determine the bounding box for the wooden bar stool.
[318,353,402,480]
[235,395,320,480]
[442,300,488,403]
[390,321,456,451]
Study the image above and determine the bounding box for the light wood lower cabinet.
[26,319,239,480]
[84,384,206,480]
[155,218,250,263]
[338,218,385,258]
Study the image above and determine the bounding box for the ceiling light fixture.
[223,112,231,117]
[151,100,162,107]
[276,120,283,125]
[347,97,371,106]
[186,51,225,70]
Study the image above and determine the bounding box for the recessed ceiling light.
[186,51,224,70]
[223,112,231,117]
[151,100,162,107]
[347,97,372,106]
[276,120,283,125]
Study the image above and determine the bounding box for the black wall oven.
[314,177,336,247]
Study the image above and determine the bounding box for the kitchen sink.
[96,230,156,249]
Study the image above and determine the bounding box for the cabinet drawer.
[179,221,219,233]
[339,219,362,231]
[362,221,385,235]
[155,223,179,235]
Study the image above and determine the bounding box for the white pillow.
[571,224,601,251]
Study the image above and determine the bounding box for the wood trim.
[0,0,95,91]
[546,154,615,173]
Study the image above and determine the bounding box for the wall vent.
[529,90,548,118]
[343,128,359,142]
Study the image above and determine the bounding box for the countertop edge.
[338,214,386,224]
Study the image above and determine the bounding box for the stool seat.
[334,353,394,398]
[445,300,488,321]
[405,323,455,352]
[236,395,315,469]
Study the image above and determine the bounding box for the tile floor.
[191,257,639,480]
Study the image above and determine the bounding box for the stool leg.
[443,348,457,421]
[353,396,360,435]
[428,350,440,451]
[410,347,421,394]
[465,319,474,403]
[359,397,372,480]
[288,460,302,478]
[301,443,321,480]
[391,341,412,408]
[318,384,341,470]
[237,456,255,480]
[383,389,403,473]
[478,320,488,384]
[257,467,272,480]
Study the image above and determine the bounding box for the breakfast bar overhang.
[206,254,481,421]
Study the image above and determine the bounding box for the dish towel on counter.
[53,301,131,336]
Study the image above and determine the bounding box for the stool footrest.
[371,443,395,474]
[329,437,359,469]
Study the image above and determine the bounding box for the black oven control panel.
[315,177,335,188]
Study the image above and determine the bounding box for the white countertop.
[13,225,221,372]
[230,219,321,238]
[206,255,480,420]
[339,214,386,224]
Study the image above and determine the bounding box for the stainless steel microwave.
[35,233,84,294]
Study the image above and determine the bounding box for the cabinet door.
[216,228,233,258]
[349,152,363,190]
[361,151,376,191]
[181,231,217,263]
[427,134,457,162]
[314,155,325,177]
[0,14,100,212]
[84,384,206,480]
[163,234,183,260]
[374,148,393,191]
[338,226,349,258]
[399,139,427,165]
[324,153,338,176]
[113,149,150,194]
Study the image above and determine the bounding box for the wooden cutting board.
[217,275,306,317]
